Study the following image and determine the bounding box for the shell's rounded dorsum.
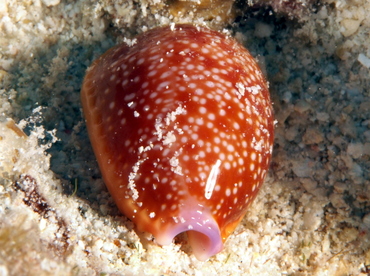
[81,24,274,261]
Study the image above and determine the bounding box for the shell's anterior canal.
[81,24,274,261]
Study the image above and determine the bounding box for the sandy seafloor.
[0,0,370,275]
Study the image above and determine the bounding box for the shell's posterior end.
[153,208,223,261]
[187,229,224,261]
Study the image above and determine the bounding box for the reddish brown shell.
[81,24,274,260]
